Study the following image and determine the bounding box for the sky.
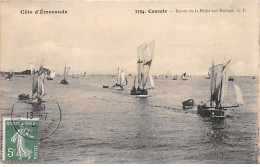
[0,0,259,76]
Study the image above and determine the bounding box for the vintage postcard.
[0,0,259,164]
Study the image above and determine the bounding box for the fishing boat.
[172,75,177,80]
[154,74,158,79]
[60,63,70,84]
[181,72,187,80]
[130,40,155,97]
[165,71,169,78]
[18,59,48,104]
[113,67,128,90]
[47,71,55,80]
[228,73,234,81]
[197,60,243,118]
[4,70,13,80]
[182,99,195,109]
[252,76,256,79]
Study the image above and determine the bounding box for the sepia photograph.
[0,0,259,164]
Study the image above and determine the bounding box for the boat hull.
[130,87,148,96]
[182,99,195,109]
[60,79,68,84]
[197,105,225,118]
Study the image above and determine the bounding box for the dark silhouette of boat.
[182,99,194,109]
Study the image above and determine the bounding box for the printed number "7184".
[135,10,145,14]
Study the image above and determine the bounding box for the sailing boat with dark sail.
[60,63,70,84]
[181,72,187,80]
[113,67,128,90]
[18,59,48,104]
[130,40,155,97]
[197,60,241,118]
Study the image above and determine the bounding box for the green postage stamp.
[2,117,39,161]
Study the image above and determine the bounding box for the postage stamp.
[2,117,39,161]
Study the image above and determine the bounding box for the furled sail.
[234,84,243,105]
[209,60,231,108]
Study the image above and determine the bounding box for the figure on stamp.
[11,123,35,160]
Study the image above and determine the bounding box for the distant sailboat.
[205,72,210,79]
[47,71,55,80]
[130,40,155,97]
[5,70,13,80]
[113,67,128,90]
[181,72,187,80]
[228,72,234,82]
[197,60,242,118]
[60,63,70,84]
[18,59,48,104]
[172,75,177,80]
[165,71,169,78]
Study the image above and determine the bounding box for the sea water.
[0,75,258,163]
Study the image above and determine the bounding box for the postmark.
[2,117,39,161]
[11,101,62,141]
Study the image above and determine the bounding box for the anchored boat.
[130,40,155,97]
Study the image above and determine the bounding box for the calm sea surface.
[0,75,258,163]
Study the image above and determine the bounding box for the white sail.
[137,43,147,88]
[117,67,121,84]
[31,58,47,98]
[140,40,155,89]
[120,70,125,85]
[64,67,70,80]
[234,84,243,105]
[37,69,46,98]
[50,72,55,78]
[149,74,154,88]
[209,60,231,107]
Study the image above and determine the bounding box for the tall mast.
[64,62,66,80]
[210,60,214,107]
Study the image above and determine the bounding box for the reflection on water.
[0,76,258,163]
